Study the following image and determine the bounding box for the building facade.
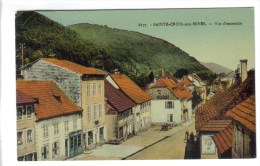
[16,90,37,161]
[105,80,136,143]
[17,80,83,160]
[147,77,192,125]
[107,74,152,134]
[21,58,107,151]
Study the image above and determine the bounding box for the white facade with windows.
[17,102,37,161]
[35,114,82,160]
[150,100,182,124]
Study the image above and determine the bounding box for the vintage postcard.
[0,1,258,165]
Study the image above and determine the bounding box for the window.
[73,119,77,130]
[43,125,48,138]
[27,129,33,143]
[167,114,173,122]
[26,105,33,119]
[54,123,59,135]
[87,106,91,121]
[87,83,90,96]
[17,106,23,120]
[165,101,174,109]
[77,135,81,147]
[41,145,49,160]
[65,121,69,132]
[99,127,104,141]
[157,90,162,95]
[94,105,97,119]
[52,141,60,157]
[98,83,101,95]
[99,104,102,117]
[17,131,23,145]
[88,131,93,145]
[93,83,96,95]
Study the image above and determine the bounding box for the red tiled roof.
[227,95,255,133]
[16,89,37,104]
[196,70,255,132]
[154,77,192,100]
[17,80,82,121]
[111,74,151,104]
[199,120,232,132]
[181,75,194,86]
[105,80,136,113]
[41,58,107,75]
[212,125,233,155]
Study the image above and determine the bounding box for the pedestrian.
[190,132,194,143]
[185,130,189,142]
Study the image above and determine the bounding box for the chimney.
[240,59,248,82]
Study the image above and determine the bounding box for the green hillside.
[16,11,214,86]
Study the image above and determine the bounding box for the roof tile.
[17,80,82,121]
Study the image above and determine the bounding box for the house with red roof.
[106,74,152,134]
[21,58,107,151]
[16,90,37,161]
[195,60,255,159]
[105,80,136,143]
[226,95,256,158]
[147,77,193,125]
[17,80,83,160]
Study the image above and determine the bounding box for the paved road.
[126,120,197,160]
[69,119,197,160]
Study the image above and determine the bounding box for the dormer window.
[53,94,61,102]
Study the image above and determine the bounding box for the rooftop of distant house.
[105,80,136,113]
[111,74,151,104]
[29,58,107,76]
[17,80,82,121]
[152,77,192,100]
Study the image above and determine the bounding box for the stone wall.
[23,60,81,105]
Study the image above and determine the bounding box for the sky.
[39,8,255,70]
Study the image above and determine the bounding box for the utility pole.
[19,43,25,67]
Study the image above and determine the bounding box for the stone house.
[147,77,193,125]
[106,74,152,134]
[104,80,136,144]
[21,58,107,151]
[17,80,83,160]
[16,90,37,161]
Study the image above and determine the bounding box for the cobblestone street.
[69,118,197,160]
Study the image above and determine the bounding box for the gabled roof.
[17,80,82,121]
[196,70,255,132]
[111,74,151,104]
[181,75,194,86]
[212,125,233,155]
[227,95,255,133]
[41,58,107,75]
[105,80,136,113]
[16,89,37,104]
[153,77,192,100]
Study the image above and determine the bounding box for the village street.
[69,117,198,160]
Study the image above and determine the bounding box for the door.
[69,132,83,158]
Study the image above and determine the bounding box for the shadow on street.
[184,132,201,159]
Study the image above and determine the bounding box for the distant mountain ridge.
[201,62,234,78]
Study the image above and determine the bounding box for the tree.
[148,71,154,82]
[174,68,189,79]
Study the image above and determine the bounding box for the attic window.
[53,94,61,102]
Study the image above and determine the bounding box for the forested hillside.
[16,11,215,86]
